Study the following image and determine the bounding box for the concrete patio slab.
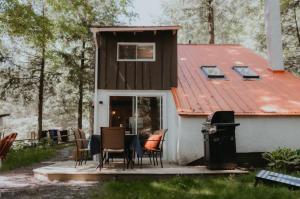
[33,160,248,182]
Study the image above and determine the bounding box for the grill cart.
[202,111,240,170]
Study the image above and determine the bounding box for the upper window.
[117,42,155,62]
[233,66,260,79]
[201,66,225,79]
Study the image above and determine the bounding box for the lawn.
[0,146,56,172]
[91,172,300,199]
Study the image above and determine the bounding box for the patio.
[33,160,248,182]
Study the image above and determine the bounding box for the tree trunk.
[207,0,215,44]
[78,40,85,129]
[38,46,45,139]
[293,2,300,46]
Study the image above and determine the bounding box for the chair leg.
[123,152,126,170]
[79,151,83,165]
[81,151,85,165]
[75,151,78,168]
[155,152,158,166]
[152,152,155,166]
[84,151,88,164]
[148,152,152,164]
[159,151,163,168]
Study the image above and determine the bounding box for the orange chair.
[0,133,17,166]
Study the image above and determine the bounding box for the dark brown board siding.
[97,31,178,90]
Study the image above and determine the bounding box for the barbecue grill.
[201,111,240,170]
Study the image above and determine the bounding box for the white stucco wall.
[165,92,179,162]
[174,116,300,165]
[235,117,300,152]
[94,89,300,165]
[176,117,206,165]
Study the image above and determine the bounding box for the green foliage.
[158,0,256,44]
[0,0,136,130]
[263,148,300,171]
[0,0,54,48]
[90,174,300,199]
[0,145,56,172]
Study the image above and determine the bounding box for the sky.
[132,0,165,25]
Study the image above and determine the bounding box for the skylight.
[201,66,225,79]
[233,66,260,79]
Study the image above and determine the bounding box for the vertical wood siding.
[97,31,177,90]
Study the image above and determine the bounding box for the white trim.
[117,42,156,62]
[93,32,100,135]
[97,90,167,130]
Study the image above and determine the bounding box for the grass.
[0,146,56,172]
[90,172,300,199]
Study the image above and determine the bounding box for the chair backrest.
[154,129,168,151]
[143,129,167,151]
[73,129,85,150]
[101,127,125,150]
[78,129,88,148]
[0,133,17,160]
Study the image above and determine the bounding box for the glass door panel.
[109,96,163,135]
[137,97,162,134]
[109,96,134,133]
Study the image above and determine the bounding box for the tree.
[48,0,136,130]
[158,0,253,44]
[281,0,300,72]
[253,0,300,72]
[0,0,55,138]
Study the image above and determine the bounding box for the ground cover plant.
[90,173,300,199]
[263,148,300,171]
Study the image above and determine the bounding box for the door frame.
[96,90,167,133]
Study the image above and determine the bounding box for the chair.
[100,127,126,170]
[73,129,89,167]
[139,129,167,168]
[0,133,17,167]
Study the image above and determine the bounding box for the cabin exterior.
[91,25,300,165]
[91,26,180,163]
[95,27,178,90]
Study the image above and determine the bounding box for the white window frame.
[117,42,156,62]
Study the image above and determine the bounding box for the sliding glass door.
[109,96,163,134]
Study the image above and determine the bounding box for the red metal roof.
[173,44,300,116]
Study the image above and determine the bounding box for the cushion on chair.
[144,134,162,150]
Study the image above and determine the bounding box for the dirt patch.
[0,146,99,199]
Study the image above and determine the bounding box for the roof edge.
[177,111,300,117]
[177,44,242,46]
[90,25,181,33]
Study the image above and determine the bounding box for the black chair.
[139,129,168,168]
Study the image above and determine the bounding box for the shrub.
[262,148,300,171]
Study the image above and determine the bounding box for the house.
[90,1,300,165]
